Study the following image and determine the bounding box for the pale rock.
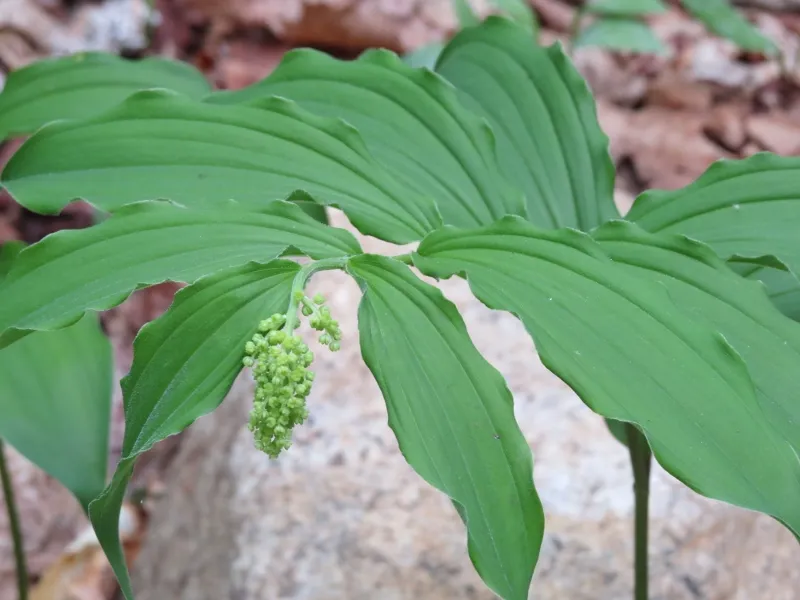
[132,215,800,600]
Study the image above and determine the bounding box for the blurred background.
[1,1,800,598]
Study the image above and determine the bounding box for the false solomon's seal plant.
[0,15,799,600]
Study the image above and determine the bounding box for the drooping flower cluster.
[304,293,342,351]
[242,294,341,458]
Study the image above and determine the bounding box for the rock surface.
[132,216,800,600]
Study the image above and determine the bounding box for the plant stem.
[625,424,651,600]
[0,440,28,600]
[283,257,349,333]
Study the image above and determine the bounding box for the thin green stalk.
[0,439,28,600]
[283,257,349,333]
[626,424,651,600]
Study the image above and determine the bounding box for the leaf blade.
[1,90,440,243]
[575,18,667,54]
[349,255,543,600]
[415,218,800,536]
[679,0,777,54]
[627,154,800,287]
[594,220,800,463]
[0,200,359,345]
[436,17,618,230]
[0,244,112,508]
[488,0,539,34]
[0,53,211,140]
[210,48,524,228]
[90,259,300,599]
[586,0,667,17]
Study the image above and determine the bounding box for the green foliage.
[488,0,539,34]
[415,218,800,535]
[452,0,538,33]
[92,260,302,597]
[730,261,800,320]
[437,17,617,230]
[586,0,667,17]
[349,255,543,600]
[593,222,800,462]
[0,201,358,347]
[0,244,112,509]
[0,15,799,600]
[0,91,438,243]
[628,153,800,312]
[680,0,777,55]
[629,154,800,274]
[453,0,481,27]
[402,43,445,69]
[575,17,667,54]
[0,53,210,141]
[209,49,524,228]
[574,0,774,56]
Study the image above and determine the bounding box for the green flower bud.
[319,333,331,345]
[242,356,255,368]
[329,341,341,352]
[302,305,313,316]
[313,293,325,305]
[268,330,286,345]
[244,341,256,355]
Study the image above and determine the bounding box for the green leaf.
[731,261,800,321]
[0,90,441,244]
[403,43,445,70]
[679,0,777,55]
[0,52,210,141]
[208,48,525,228]
[436,17,617,230]
[627,154,800,282]
[414,217,800,536]
[489,0,539,35]
[348,255,542,600]
[594,220,800,467]
[0,243,112,508]
[453,0,481,27]
[89,260,300,598]
[586,0,667,17]
[0,314,112,509]
[0,200,359,346]
[575,18,667,54]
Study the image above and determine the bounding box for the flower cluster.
[243,313,314,458]
[303,293,342,351]
[242,294,341,458]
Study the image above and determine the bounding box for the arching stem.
[283,257,349,334]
